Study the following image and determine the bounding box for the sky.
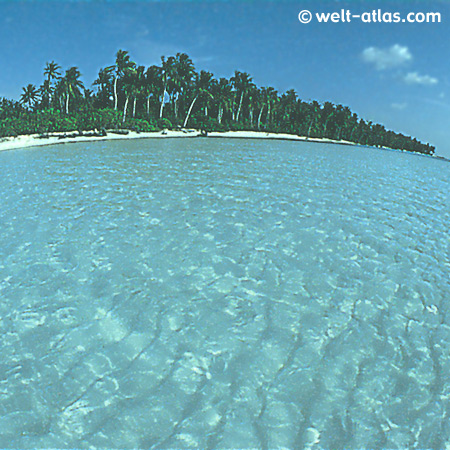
[0,0,449,156]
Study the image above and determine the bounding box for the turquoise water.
[0,138,449,449]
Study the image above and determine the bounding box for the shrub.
[157,118,172,129]
[124,118,157,132]
[188,116,220,132]
[76,108,122,131]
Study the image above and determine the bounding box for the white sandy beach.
[0,128,360,153]
[0,129,201,152]
[207,130,358,146]
[1,129,444,159]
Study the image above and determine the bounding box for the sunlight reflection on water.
[0,138,449,448]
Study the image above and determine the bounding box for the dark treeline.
[0,50,435,155]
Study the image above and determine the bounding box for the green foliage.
[188,116,218,132]
[75,108,122,131]
[229,121,252,132]
[214,122,231,132]
[0,50,435,155]
[157,118,172,129]
[0,118,20,137]
[124,118,157,132]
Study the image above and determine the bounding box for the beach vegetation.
[0,50,435,155]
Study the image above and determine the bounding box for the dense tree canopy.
[0,50,435,155]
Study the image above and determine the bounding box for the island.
[0,50,435,155]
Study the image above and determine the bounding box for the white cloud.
[403,72,438,85]
[420,97,450,110]
[391,102,407,110]
[362,44,412,70]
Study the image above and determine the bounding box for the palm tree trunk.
[218,105,223,124]
[48,76,53,105]
[236,92,244,122]
[147,96,150,116]
[159,85,167,118]
[65,93,70,115]
[257,105,265,130]
[307,118,315,137]
[205,105,208,117]
[183,95,198,128]
[324,118,330,135]
[123,95,129,123]
[133,97,137,118]
[114,76,118,111]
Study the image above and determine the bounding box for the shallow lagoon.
[0,138,449,449]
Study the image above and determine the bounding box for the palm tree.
[336,106,355,141]
[38,79,52,109]
[213,78,233,124]
[230,71,253,123]
[121,67,143,122]
[108,50,135,111]
[371,123,386,147]
[170,53,195,120]
[83,88,95,111]
[306,100,321,137]
[93,67,114,108]
[60,67,84,114]
[247,86,262,128]
[203,76,217,118]
[44,61,61,83]
[183,70,214,127]
[159,55,176,118]
[262,86,278,128]
[0,97,24,119]
[321,101,336,138]
[43,61,61,107]
[144,65,162,118]
[0,48,436,154]
[121,68,133,123]
[131,65,146,118]
[279,89,298,132]
[256,86,270,130]
[346,112,359,142]
[20,84,39,110]
[355,119,373,145]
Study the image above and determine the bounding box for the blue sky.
[1,0,449,156]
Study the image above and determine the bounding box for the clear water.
[0,138,449,449]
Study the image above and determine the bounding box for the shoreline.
[0,129,202,153]
[0,129,361,153]
[0,129,445,161]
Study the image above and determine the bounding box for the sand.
[0,129,359,153]
[0,129,203,152]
